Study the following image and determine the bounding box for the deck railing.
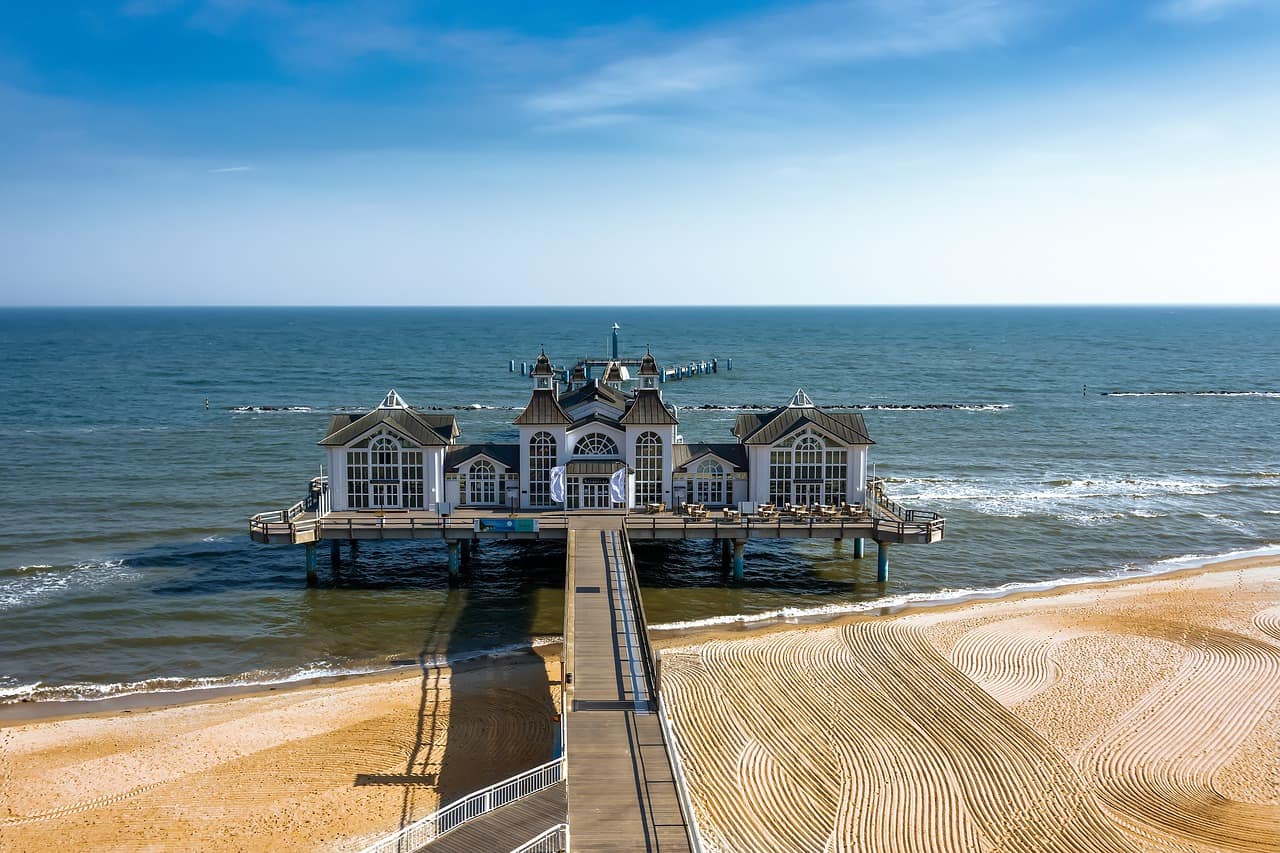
[358,757,564,853]
[626,511,943,540]
[509,823,569,853]
[620,524,705,853]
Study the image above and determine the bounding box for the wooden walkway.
[564,517,694,852]
[418,783,566,853]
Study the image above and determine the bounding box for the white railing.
[358,757,564,853]
[657,671,706,852]
[509,823,569,853]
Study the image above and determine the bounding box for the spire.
[788,388,815,408]
[639,347,659,376]
[530,348,554,377]
[379,389,409,409]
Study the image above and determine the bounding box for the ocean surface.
[1,306,1278,705]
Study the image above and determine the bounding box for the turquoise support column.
[305,542,318,587]
[876,541,889,583]
[448,540,461,579]
[732,540,745,580]
[853,537,865,559]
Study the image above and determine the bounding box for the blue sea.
[1,306,1278,706]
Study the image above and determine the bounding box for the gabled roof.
[570,412,624,432]
[513,389,573,425]
[671,442,747,470]
[733,406,873,446]
[620,389,678,425]
[319,408,457,447]
[444,444,520,471]
[559,379,627,412]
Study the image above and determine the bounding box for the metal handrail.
[509,823,569,853]
[358,757,564,853]
[619,525,704,853]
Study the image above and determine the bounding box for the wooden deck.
[564,518,694,852]
[418,783,566,853]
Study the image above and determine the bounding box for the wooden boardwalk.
[418,783,566,853]
[565,517,694,852]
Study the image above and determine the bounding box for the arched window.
[793,435,823,481]
[573,433,619,457]
[468,459,497,505]
[635,432,662,505]
[370,435,400,481]
[529,432,556,507]
[694,459,726,505]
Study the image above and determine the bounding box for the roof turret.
[639,348,659,376]
[531,349,554,377]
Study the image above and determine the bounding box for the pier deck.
[564,517,693,852]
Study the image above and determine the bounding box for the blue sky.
[2,0,1279,305]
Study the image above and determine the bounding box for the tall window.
[469,460,498,505]
[824,448,848,506]
[370,436,400,482]
[635,431,663,505]
[529,432,556,507]
[573,433,619,456]
[794,435,823,482]
[768,446,791,505]
[346,449,369,509]
[693,459,726,505]
[402,449,424,509]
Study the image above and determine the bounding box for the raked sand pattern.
[662,565,1280,852]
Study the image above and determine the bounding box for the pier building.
[249,345,944,852]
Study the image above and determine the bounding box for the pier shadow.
[342,538,564,832]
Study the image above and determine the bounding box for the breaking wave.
[1102,390,1280,398]
[0,558,135,611]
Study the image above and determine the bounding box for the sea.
[1,306,1278,707]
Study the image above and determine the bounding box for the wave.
[0,558,135,611]
[228,405,316,413]
[0,637,565,706]
[651,544,1280,634]
[682,403,1011,412]
[1102,390,1280,398]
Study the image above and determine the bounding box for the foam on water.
[0,558,135,611]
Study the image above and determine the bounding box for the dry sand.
[0,653,561,852]
[662,559,1280,852]
[3,559,1279,852]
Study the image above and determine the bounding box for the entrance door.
[582,478,611,509]
[371,482,401,509]
[794,482,821,507]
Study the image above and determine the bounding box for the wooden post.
[305,542,318,587]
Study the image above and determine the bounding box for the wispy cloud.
[209,164,252,172]
[1155,0,1278,22]
[527,0,1043,117]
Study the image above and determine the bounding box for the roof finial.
[788,388,815,408]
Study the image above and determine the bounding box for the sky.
[2,0,1279,306]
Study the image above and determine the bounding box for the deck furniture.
[644,502,666,514]
[722,508,741,522]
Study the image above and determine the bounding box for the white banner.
[549,466,566,504]
[609,468,628,504]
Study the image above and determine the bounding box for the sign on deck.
[474,518,540,533]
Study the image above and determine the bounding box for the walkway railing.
[358,757,564,853]
[509,823,569,853]
[620,525,705,853]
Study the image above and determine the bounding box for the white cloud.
[1155,0,1277,22]
[527,0,1042,116]
[209,165,252,172]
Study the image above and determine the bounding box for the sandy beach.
[3,558,1280,851]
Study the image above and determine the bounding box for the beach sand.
[3,559,1279,851]
[662,558,1280,852]
[0,653,561,852]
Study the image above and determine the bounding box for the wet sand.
[3,558,1279,851]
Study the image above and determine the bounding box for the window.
[529,432,556,507]
[469,459,498,505]
[768,446,791,505]
[573,433,619,456]
[402,449,424,509]
[793,435,823,482]
[693,459,726,505]
[370,435,400,482]
[635,432,663,505]
[825,449,848,506]
[346,449,369,509]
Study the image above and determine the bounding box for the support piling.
[876,541,889,583]
[732,540,745,580]
[305,542,318,587]
[853,537,865,559]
